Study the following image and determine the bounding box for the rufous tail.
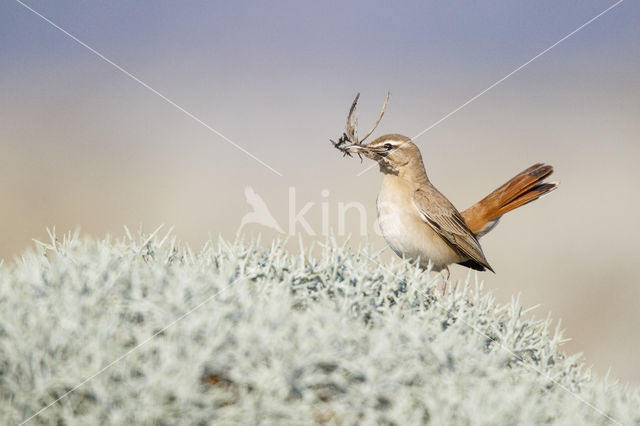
[461,163,557,237]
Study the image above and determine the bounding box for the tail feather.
[496,182,557,217]
[462,163,557,237]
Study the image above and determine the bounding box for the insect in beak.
[330,91,390,163]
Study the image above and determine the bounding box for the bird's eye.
[384,143,393,151]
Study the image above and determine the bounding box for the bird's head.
[345,134,423,175]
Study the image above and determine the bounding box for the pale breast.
[376,178,462,271]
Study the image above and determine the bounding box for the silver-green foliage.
[0,229,638,425]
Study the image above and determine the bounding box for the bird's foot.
[440,267,450,296]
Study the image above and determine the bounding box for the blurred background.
[1,1,639,383]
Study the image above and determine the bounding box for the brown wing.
[413,187,494,272]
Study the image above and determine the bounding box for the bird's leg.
[440,267,450,296]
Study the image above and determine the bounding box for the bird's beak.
[344,144,369,154]
[347,143,383,162]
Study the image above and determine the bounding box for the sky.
[1,0,639,383]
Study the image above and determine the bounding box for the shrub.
[1,229,637,425]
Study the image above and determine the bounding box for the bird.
[334,93,557,273]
